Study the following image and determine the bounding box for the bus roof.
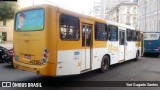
[106,20,135,30]
[16,4,135,30]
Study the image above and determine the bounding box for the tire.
[100,56,109,73]
[134,52,139,61]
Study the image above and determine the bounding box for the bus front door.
[81,24,92,71]
[119,30,125,61]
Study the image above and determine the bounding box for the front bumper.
[144,49,160,54]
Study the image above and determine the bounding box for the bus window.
[119,30,125,45]
[143,33,159,40]
[136,31,140,41]
[132,30,137,41]
[15,9,44,31]
[60,14,79,40]
[108,25,118,41]
[95,22,107,41]
[126,29,132,41]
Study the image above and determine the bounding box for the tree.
[0,2,18,25]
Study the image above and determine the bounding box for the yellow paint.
[77,62,81,67]
[118,60,125,63]
[108,44,119,52]
[136,42,140,47]
[13,4,107,76]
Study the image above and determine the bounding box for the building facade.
[107,2,138,28]
[92,0,138,19]
[0,20,14,42]
[138,0,160,32]
[0,0,35,42]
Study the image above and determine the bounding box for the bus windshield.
[15,9,44,31]
[144,33,160,40]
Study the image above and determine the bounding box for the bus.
[143,32,160,55]
[13,4,142,76]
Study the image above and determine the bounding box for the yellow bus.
[13,4,142,76]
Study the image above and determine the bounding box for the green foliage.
[0,2,18,21]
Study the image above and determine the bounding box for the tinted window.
[15,9,44,31]
[126,29,132,41]
[119,30,125,45]
[60,14,79,40]
[95,22,107,41]
[132,30,137,41]
[108,25,118,41]
[136,31,140,41]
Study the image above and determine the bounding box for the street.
[0,55,160,90]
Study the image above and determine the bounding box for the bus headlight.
[41,48,49,64]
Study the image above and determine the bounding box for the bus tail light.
[41,48,49,64]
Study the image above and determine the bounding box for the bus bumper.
[144,49,160,54]
[13,60,56,76]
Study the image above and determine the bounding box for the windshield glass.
[144,33,160,40]
[15,9,44,31]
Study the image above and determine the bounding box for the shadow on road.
[143,53,160,58]
[109,60,135,70]
[2,64,14,69]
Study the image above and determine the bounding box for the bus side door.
[81,24,92,71]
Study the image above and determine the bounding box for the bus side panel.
[125,42,135,60]
[108,41,119,65]
[56,13,81,76]
[92,41,108,70]
[40,7,58,76]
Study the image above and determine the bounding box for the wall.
[0,20,14,42]
[138,0,160,32]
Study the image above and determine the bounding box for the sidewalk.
[0,41,13,50]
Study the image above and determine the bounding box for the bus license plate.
[24,55,31,59]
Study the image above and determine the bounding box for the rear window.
[15,9,44,31]
[144,33,160,40]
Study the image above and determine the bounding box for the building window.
[133,7,137,14]
[126,29,132,41]
[127,6,130,13]
[60,14,80,40]
[95,22,107,41]
[108,25,118,41]
[3,21,6,26]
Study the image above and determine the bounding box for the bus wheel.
[134,52,139,61]
[100,56,109,73]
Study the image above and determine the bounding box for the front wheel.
[100,56,109,73]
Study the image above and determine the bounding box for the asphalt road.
[0,54,160,90]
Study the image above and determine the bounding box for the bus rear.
[13,5,57,76]
[144,32,160,54]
